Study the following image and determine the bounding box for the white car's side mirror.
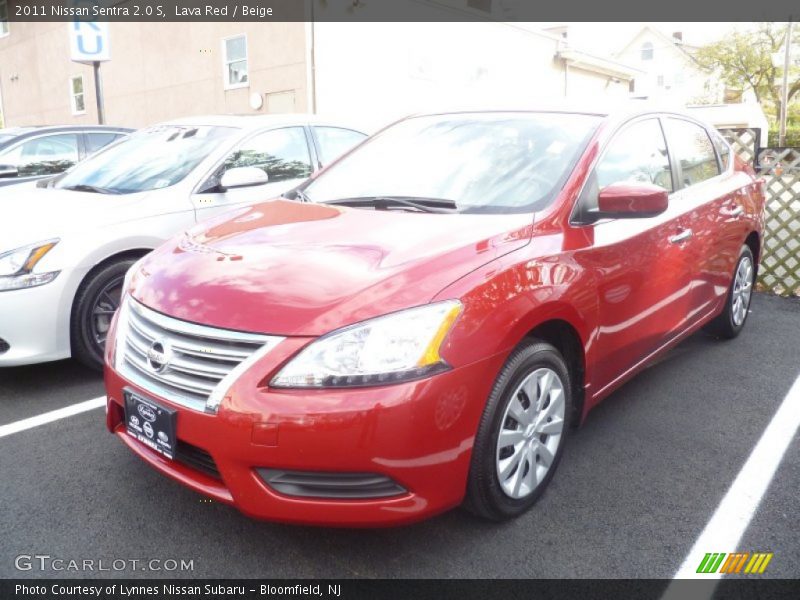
[0,164,19,178]
[220,166,269,190]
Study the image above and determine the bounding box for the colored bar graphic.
[744,553,774,574]
[696,552,772,574]
[719,553,750,574]
[697,552,716,573]
[697,553,726,573]
[709,553,725,573]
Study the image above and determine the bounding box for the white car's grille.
[116,297,284,413]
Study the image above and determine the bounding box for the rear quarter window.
[86,132,125,154]
[710,130,732,171]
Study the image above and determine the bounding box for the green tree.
[694,23,800,125]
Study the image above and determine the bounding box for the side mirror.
[0,164,19,178]
[596,182,668,218]
[220,166,269,191]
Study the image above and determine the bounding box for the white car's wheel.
[71,258,136,371]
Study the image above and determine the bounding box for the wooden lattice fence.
[720,128,800,296]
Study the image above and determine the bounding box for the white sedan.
[0,114,367,369]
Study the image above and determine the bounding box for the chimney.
[673,31,683,42]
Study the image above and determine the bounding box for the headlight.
[271,300,462,389]
[0,239,60,292]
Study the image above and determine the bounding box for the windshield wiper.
[325,196,458,214]
[62,184,121,195]
[282,187,311,203]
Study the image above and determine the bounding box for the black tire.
[704,245,755,340]
[464,339,572,521]
[71,258,135,371]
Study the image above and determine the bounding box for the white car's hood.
[0,186,151,252]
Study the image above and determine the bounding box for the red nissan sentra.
[104,107,765,526]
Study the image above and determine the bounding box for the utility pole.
[93,61,105,125]
[779,20,793,147]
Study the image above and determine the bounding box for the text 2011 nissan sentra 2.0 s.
[104,108,765,526]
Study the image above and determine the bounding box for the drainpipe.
[307,0,317,114]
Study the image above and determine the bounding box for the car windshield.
[56,125,237,194]
[303,112,601,214]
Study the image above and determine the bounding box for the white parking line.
[0,396,106,439]
[665,371,800,589]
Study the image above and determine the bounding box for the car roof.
[404,99,700,123]
[0,125,132,151]
[0,125,132,134]
[158,114,368,133]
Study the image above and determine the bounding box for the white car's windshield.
[303,112,601,214]
[57,125,236,194]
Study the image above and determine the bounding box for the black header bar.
[6,0,800,22]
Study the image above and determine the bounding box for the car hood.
[132,199,533,336]
[0,186,150,251]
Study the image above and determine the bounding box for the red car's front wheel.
[465,339,572,521]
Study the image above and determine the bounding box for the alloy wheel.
[731,255,753,327]
[88,274,124,351]
[495,367,566,499]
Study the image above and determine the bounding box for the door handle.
[669,229,693,244]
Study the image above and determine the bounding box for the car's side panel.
[436,113,766,426]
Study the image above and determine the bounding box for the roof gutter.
[556,49,641,81]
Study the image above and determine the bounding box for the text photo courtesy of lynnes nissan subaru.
[1,1,800,599]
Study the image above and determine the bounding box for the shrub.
[768,128,800,147]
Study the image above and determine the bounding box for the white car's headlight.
[271,300,463,388]
[0,239,60,292]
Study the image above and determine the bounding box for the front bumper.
[0,272,78,366]
[105,348,506,527]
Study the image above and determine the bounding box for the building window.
[641,42,654,61]
[0,0,10,37]
[70,75,86,115]
[223,34,248,89]
[657,75,664,87]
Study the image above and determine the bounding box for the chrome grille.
[116,297,284,413]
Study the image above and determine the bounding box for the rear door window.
[1,134,80,177]
[663,118,720,187]
[313,126,367,164]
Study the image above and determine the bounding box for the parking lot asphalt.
[1,292,798,579]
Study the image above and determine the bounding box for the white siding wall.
[313,22,631,131]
